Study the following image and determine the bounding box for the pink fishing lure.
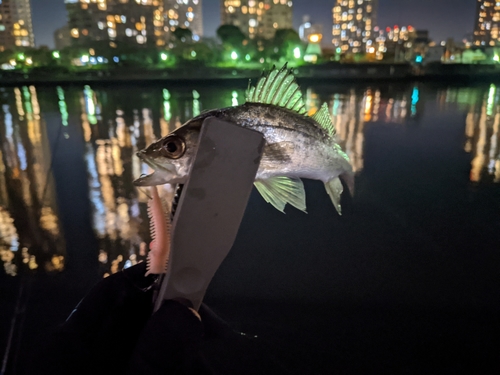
[146,186,171,275]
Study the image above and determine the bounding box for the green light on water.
[487,84,496,116]
[192,90,200,117]
[163,89,171,121]
[163,89,171,100]
[84,85,97,124]
[22,86,33,115]
[57,86,69,126]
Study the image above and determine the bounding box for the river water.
[0,80,499,374]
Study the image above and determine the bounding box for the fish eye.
[160,136,185,159]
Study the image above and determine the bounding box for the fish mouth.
[133,151,176,187]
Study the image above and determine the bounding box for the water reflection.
[439,85,500,183]
[317,87,413,173]
[0,82,498,277]
[0,86,64,276]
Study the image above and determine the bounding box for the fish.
[134,64,353,214]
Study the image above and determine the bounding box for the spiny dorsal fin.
[245,64,307,115]
[312,103,336,137]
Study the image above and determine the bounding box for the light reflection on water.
[0,83,498,277]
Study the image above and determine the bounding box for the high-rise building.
[0,0,35,51]
[220,0,292,39]
[473,0,500,47]
[65,0,166,47]
[372,25,416,61]
[164,0,203,42]
[332,0,377,54]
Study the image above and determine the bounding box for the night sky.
[32,0,476,48]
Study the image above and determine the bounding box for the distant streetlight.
[81,55,90,63]
[245,54,250,61]
[18,53,25,61]
[160,52,168,61]
[293,47,301,59]
[231,51,238,60]
[52,51,60,59]
[26,58,33,65]
[191,50,197,58]
[308,33,322,43]
[494,55,499,62]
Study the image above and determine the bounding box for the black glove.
[30,262,289,375]
[31,262,206,375]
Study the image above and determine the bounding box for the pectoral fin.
[254,177,307,213]
[325,177,343,215]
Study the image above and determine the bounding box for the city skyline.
[30,0,476,49]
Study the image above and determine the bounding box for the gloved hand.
[31,262,206,375]
[30,262,287,375]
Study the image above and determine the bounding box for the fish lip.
[134,151,176,186]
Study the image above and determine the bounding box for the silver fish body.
[135,65,353,213]
[135,103,353,213]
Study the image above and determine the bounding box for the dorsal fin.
[245,64,307,115]
[312,103,336,137]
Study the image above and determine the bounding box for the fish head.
[134,119,203,186]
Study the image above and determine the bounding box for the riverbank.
[0,62,499,86]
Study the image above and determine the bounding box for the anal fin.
[254,177,307,213]
[325,177,343,215]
